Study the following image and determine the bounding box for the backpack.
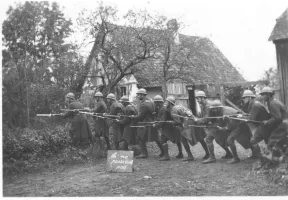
[174,105,193,117]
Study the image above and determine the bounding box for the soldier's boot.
[227,145,240,164]
[159,143,170,161]
[181,139,194,161]
[221,146,233,159]
[135,141,148,159]
[176,142,184,159]
[199,140,210,160]
[156,140,164,157]
[248,144,261,159]
[203,143,216,164]
[104,136,111,150]
[115,142,120,150]
[119,140,128,150]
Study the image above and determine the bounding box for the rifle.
[226,116,263,124]
[138,121,174,124]
[79,112,106,119]
[188,124,219,128]
[36,114,61,117]
[61,108,91,112]
[130,125,147,128]
[172,114,197,120]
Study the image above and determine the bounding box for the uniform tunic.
[193,103,209,143]
[92,100,108,138]
[170,105,205,146]
[118,104,138,145]
[249,101,273,144]
[266,99,288,149]
[133,97,157,142]
[204,106,238,147]
[63,100,92,144]
[108,101,124,143]
[157,104,181,144]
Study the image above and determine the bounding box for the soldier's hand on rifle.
[262,120,268,125]
[116,119,120,123]
[237,114,243,118]
[130,115,135,119]
[217,126,227,131]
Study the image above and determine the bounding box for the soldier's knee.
[250,137,257,146]
[227,136,235,146]
[205,137,213,144]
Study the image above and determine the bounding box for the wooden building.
[269,8,288,106]
[134,35,245,114]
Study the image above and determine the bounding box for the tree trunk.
[162,81,168,99]
[76,22,106,93]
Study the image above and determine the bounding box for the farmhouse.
[82,25,245,113]
[269,8,288,106]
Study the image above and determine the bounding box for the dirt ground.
[3,141,288,197]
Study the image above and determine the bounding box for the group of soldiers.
[61,86,288,165]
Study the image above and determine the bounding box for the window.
[120,87,127,96]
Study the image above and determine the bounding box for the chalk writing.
[106,150,134,173]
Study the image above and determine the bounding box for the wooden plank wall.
[275,40,288,106]
[167,82,188,107]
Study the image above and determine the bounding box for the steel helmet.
[209,100,223,109]
[106,93,116,100]
[94,91,103,97]
[136,88,147,95]
[166,96,176,105]
[120,96,130,103]
[153,95,164,102]
[242,90,256,98]
[195,90,206,98]
[260,87,274,94]
[66,92,75,100]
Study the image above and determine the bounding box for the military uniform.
[63,100,92,145]
[169,105,204,161]
[194,103,210,159]
[250,101,273,146]
[118,104,138,147]
[92,100,110,149]
[92,100,108,137]
[201,106,236,163]
[265,99,288,150]
[108,101,124,149]
[133,97,160,157]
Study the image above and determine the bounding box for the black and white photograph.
[1,0,288,197]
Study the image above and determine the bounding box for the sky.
[1,0,288,81]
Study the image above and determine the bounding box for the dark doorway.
[187,86,196,115]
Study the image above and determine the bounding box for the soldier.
[241,90,256,114]
[153,95,183,161]
[198,100,233,164]
[194,90,210,160]
[105,93,124,150]
[91,91,110,150]
[166,96,208,161]
[248,95,271,159]
[259,87,288,151]
[61,92,93,145]
[220,90,257,164]
[117,96,138,150]
[130,88,163,159]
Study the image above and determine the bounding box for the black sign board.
[106,150,134,173]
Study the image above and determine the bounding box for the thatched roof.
[134,34,245,88]
[269,8,288,41]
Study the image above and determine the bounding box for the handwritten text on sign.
[106,150,134,172]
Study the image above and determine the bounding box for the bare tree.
[77,4,164,95]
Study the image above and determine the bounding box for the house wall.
[275,40,288,106]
